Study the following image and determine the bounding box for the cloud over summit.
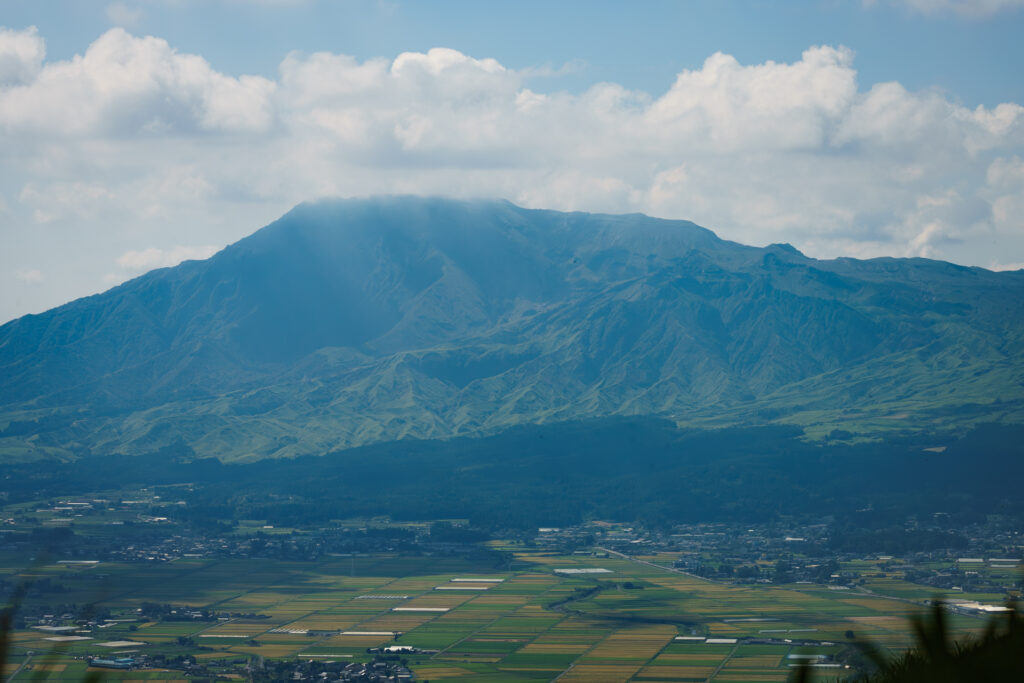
[1,25,1023,321]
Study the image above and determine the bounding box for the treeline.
[3,419,1024,532]
[828,526,970,554]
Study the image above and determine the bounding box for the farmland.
[0,547,996,682]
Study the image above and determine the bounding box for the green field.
[1,551,993,682]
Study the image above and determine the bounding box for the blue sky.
[7,0,1023,106]
[1,0,1023,322]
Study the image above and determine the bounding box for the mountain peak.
[1,199,1021,462]
[766,242,805,258]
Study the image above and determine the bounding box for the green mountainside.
[1,196,1022,462]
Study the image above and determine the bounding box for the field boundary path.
[596,547,727,585]
[707,640,740,682]
[5,651,32,683]
[547,584,604,616]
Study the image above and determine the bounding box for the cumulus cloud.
[0,26,44,85]
[117,245,220,271]
[647,47,858,153]
[1,26,1023,322]
[0,27,275,135]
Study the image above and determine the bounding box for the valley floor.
[0,547,997,682]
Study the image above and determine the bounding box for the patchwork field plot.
[1,549,992,682]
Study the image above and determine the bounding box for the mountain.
[1,196,1023,462]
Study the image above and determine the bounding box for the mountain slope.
[1,196,1022,461]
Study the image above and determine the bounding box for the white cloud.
[984,156,1024,251]
[0,28,276,135]
[20,181,116,223]
[117,245,220,272]
[1,26,1023,322]
[14,269,43,284]
[0,26,44,85]
[987,155,1024,187]
[835,81,1024,154]
[647,46,858,153]
[106,2,144,28]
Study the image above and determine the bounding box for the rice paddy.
[1,549,993,681]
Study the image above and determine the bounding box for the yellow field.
[316,633,395,647]
[2,549,981,682]
[584,625,675,660]
[518,642,592,653]
[559,663,644,682]
[468,594,529,605]
[635,664,718,678]
[200,622,273,635]
[409,665,478,678]
[653,653,728,663]
[359,613,436,630]
[279,615,361,631]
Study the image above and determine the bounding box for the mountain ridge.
[1,196,1022,462]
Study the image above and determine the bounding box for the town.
[2,489,1022,681]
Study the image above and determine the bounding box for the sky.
[1,0,1024,323]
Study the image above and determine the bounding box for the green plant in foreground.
[790,601,1024,682]
[0,580,27,678]
[2,575,102,683]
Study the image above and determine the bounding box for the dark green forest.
[4,420,1021,534]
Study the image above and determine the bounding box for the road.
[595,546,727,585]
[5,651,33,682]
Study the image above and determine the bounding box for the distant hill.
[1,196,1022,462]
